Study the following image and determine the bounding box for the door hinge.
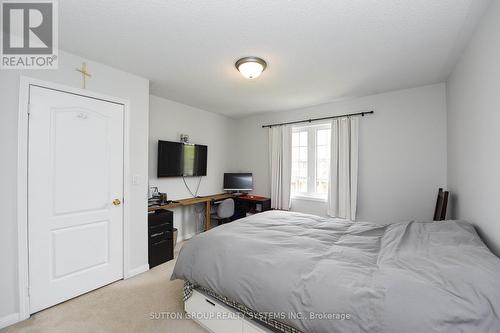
[27,103,31,115]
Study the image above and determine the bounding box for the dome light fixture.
[235,56,267,79]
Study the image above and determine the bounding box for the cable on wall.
[182,176,205,231]
[182,176,203,198]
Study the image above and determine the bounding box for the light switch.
[132,175,141,185]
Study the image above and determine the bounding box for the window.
[291,124,331,200]
[291,130,308,193]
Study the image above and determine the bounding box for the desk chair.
[211,198,235,225]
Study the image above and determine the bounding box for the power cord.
[182,176,205,231]
[182,176,203,198]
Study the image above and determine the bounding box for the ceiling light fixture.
[235,57,267,79]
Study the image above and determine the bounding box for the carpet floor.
[1,243,206,333]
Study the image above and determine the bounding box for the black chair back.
[433,188,449,221]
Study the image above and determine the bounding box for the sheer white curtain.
[327,117,359,220]
[269,125,292,210]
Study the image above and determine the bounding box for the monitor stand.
[229,191,247,196]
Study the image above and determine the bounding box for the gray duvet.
[171,210,500,333]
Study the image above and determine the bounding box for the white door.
[28,86,124,313]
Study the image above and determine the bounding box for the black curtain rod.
[261,111,374,128]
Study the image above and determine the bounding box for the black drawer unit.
[234,197,271,218]
[148,209,174,268]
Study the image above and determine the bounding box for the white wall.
[148,95,233,240]
[0,51,149,324]
[230,84,448,223]
[447,0,500,255]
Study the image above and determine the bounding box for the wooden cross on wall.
[76,62,92,89]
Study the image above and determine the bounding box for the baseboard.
[0,312,20,329]
[124,264,150,279]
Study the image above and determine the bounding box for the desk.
[148,193,235,231]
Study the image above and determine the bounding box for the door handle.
[113,199,121,206]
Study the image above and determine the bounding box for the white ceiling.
[59,0,490,117]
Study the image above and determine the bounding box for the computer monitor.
[223,173,253,192]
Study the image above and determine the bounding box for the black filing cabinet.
[148,209,174,268]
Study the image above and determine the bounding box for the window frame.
[291,122,331,201]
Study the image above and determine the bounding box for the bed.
[171,210,500,333]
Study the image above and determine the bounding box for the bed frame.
[185,289,274,333]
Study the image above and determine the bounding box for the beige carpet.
[1,243,206,333]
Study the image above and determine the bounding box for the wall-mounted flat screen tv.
[157,140,207,177]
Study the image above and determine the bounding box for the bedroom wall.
[229,84,448,223]
[0,51,149,326]
[446,0,500,255]
[148,95,233,241]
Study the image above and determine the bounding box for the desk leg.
[205,201,211,231]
